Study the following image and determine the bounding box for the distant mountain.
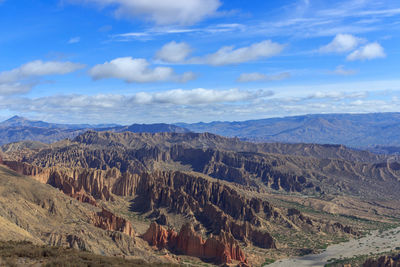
[0,116,119,129]
[4,113,400,150]
[0,116,57,128]
[0,125,87,145]
[177,112,400,149]
[0,116,190,145]
[369,145,400,155]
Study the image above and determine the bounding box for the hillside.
[0,165,170,264]
[0,240,174,267]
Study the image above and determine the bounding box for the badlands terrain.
[0,127,399,266]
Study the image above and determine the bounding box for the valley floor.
[268,226,400,267]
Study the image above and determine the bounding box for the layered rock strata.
[91,208,135,238]
[2,160,358,250]
[142,222,247,265]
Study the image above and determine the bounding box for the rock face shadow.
[129,195,151,214]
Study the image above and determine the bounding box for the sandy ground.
[268,226,400,267]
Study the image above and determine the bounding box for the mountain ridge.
[177,112,400,149]
[0,116,190,145]
[3,112,400,152]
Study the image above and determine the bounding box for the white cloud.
[319,34,364,53]
[89,57,195,83]
[24,88,268,107]
[111,24,245,42]
[0,60,85,95]
[68,37,81,44]
[180,72,197,83]
[0,83,34,95]
[72,0,221,25]
[346,42,386,61]
[237,73,266,82]
[4,86,400,124]
[333,65,357,75]
[2,88,271,120]
[154,40,284,66]
[191,40,285,66]
[237,72,291,82]
[156,41,192,63]
[132,88,271,105]
[0,60,85,84]
[306,91,367,101]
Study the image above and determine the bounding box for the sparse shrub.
[262,258,275,265]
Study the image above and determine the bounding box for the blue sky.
[0,0,399,124]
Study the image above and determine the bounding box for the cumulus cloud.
[319,34,364,53]
[193,40,285,66]
[333,65,358,75]
[346,42,386,61]
[0,60,85,83]
[237,72,291,82]
[156,41,192,63]
[71,0,221,25]
[89,57,195,83]
[0,60,85,95]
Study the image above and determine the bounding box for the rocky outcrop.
[363,254,400,267]
[3,160,269,229]
[142,222,176,249]
[332,222,358,235]
[129,171,279,249]
[156,213,168,226]
[199,203,276,249]
[130,171,275,223]
[142,222,247,265]
[91,208,135,238]
[3,131,313,192]
[5,161,99,205]
[2,161,138,239]
[66,234,87,251]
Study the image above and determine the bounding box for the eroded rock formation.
[2,159,359,250]
[5,131,400,199]
[142,222,247,265]
[91,208,135,238]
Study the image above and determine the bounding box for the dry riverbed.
[268,227,400,267]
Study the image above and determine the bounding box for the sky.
[0,0,399,124]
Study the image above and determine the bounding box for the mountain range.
[2,113,400,154]
[0,116,190,145]
[178,112,400,149]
